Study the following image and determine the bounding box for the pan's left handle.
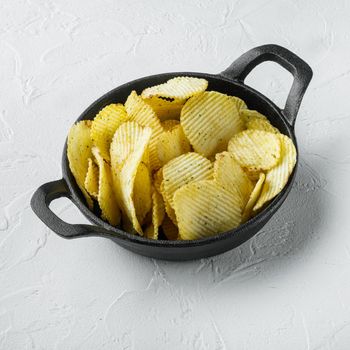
[31,179,112,238]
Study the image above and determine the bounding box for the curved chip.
[161,119,180,131]
[161,215,178,240]
[92,147,121,226]
[84,158,99,199]
[245,113,279,134]
[214,152,253,207]
[181,91,244,157]
[242,173,265,222]
[144,96,183,121]
[240,109,268,123]
[67,120,93,209]
[157,124,192,167]
[145,189,166,240]
[153,168,163,194]
[141,76,208,100]
[231,96,247,111]
[174,180,242,240]
[133,162,152,226]
[91,104,128,161]
[125,91,164,170]
[228,130,281,171]
[160,179,177,225]
[253,135,297,210]
[162,152,213,208]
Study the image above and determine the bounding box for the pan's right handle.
[31,179,113,238]
[220,44,313,127]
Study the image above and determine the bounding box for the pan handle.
[220,44,313,127]
[31,179,113,238]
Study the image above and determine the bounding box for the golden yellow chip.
[228,130,281,171]
[161,215,178,240]
[214,152,253,207]
[125,91,164,170]
[246,116,279,134]
[67,120,93,209]
[84,158,99,199]
[162,152,213,208]
[174,180,242,240]
[157,124,192,167]
[113,124,152,234]
[254,135,297,210]
[161,119,180,131]
[153,168,163,194]
[240,109,268,123]
[231,96,247,111]
[160,179,177,225]
[145,189,166,240]
[141,76,208,100]
[144,96,183,121]
[181,91,244,157]
[91,104,128,161]
[242,173,265,222]
[92,147,121,226]
[243,168,262,182]
[133,162,152,226]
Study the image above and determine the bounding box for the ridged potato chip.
[181,91,244,157]
[133,162,152,226]
[231,96,247,111]
[113,124,152,234]
[160,179,177,225]
[161,215,178,240]
[228,130,281,171]
[92,147,121,226]
[240,109,267,123]
[141,76,208,100]
[214,152,253,207]
[162,119,179,131]
[242,173,265,222]
[145,190,166,240]
[162,152,213,208]
[91,104,128,161]
[125,91,164,170]
[67,120,93,209]
[243,168,262,182]
[153,168,163,194]
[84,158,99,199]
[174,180,242,240]
[144,96,183,121]
[243,109,279,134]
[157,124,191,167]
[254,135,296,210]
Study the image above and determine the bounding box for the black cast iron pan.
[31,44,312,261]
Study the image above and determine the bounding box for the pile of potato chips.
[67,77,296,241]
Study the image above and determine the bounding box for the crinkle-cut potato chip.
[91,104,128,161]
[231,96,247,111]
[84,158,99,199]
[141,76,208,100]
[67,120,93,209]
[246,116,279,134]
[162,215,178,240]
[125,91,164,170]
[145,190,166,240]
[162,152,213,208]
[254,135,296,211]
[228,130,281,171]
[162,119,179,131]
[157,124,192,167]
[242,173,265,222]
[174,180,242,240]
[115,125,152,235]
[153,168,163,194]
[133,162,152,226]
[181,91,244,157]
[214,152,253,208]
[160,179,177,225]
[240,109,268,123]
[144,96,183,121]
[92,147,121,226]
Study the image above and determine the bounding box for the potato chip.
[125,91,164,169]
[67,120,93,209]
[231,96,247,111]
[160,179,177,225]
[162,152,213,208]
[133,162,152,226]
[242,173,265,222]
[114,124,152,234]
[254,135,296,210]
[161,215,178,240]
[141,76,208,100]
[91,104,128,161]
[161,119,179,131]
[228,130,281,171]
[145,190,166,240]
[84,158,99,199]
[174,180,242,240]
[214,152,253,207]
[153,168,163,194]
[181,91,244,157]
[157,124,192,167]
[144,96,183,121]
[245,113,279,134]
[243,168,262,182]
[92,147,121,226]
[240,109,267,123]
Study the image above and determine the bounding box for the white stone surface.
[1,0,350,348]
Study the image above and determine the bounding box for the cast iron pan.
[31,44,312,261]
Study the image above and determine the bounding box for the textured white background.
[1,0,350,349]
